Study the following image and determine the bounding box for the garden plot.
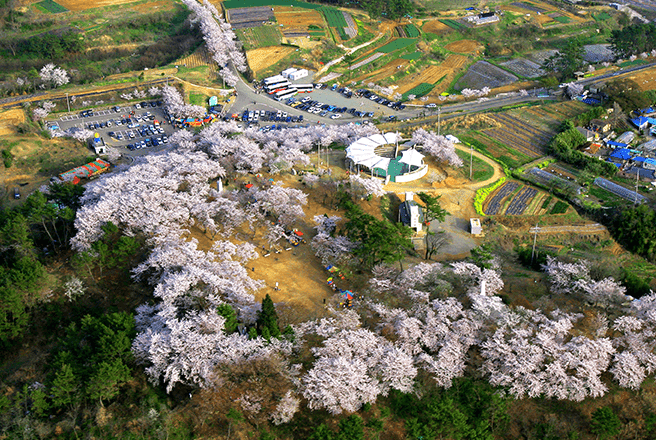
[501,58,545,78]
[274,8,325,34]
[484,181,520,215]
[505,187,538,215]
[583,44,615,63]
[527,49,558,65]
[349,52,386,70]
[627,66,656,91]
[396,65,449,94]
[227,6,275,29]
[483,113,554,158]
[455,61,518,90]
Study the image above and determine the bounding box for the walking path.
[315,32,387,78]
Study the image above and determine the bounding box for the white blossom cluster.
[161,85,207,119]
[310,215,357,266]
[412,128,463,167]
[39,63,69,88]
[32,101,56,120]
[348,174,387,198]
[181,0,246,87]
[460,87,490,98]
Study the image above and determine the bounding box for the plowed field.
[177,46,219,74]
[360,59,408,83]
[422,19,451,34]
[274,8,325,31]
[0,109,25,136]
[445,39,483,54]
[246,46,296,74]
[626,66,656,91]
[397,54,468,95]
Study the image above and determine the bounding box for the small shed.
[631,117,649,131]
[470,218,482,235]
[281,67,298,78]
[576,127,597,142]
[399,192,424,232]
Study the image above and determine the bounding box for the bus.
[274,87,297,101]
[295,84,314,93]
[265,80,291,94]
[263,74,286,85]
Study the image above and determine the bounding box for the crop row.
[484,181,520,215]
[505,187,538,215]
[483,128,543,158]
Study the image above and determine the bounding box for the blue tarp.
[632,117,649,128]
[645,158,656,167]
[634,156,646,162]
[640,107,655,114]
[607,140,628,148]
[582,98,601,105]
[610,148,631,160]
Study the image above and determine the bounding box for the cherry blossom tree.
[348,174,386,198]
[39,63,69,88]
[311,215,357,266]
[412,128,463,167]
[32,101,56,120]
[161,85,207,119]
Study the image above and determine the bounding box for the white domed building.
[345,132,428,183]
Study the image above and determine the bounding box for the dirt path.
[315,31,387,78]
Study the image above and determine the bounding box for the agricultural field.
[484,181,545,216]
[222,0,322,9]
[376,38,417,54]
[455,61,519,90]
[460,133,533,169]
[246,46,296,77]
[48,0,145,11]
[583,44,614,63]
[403,83,434,99]
[34,0,67,13]
[274,7,325,34]
[483,113,555,159]
[625,65,656,91]
[445,39,483,54]
[235,26,283,51]
[397,54,468,96]
[500,58,544,78]
[422,19,452,34]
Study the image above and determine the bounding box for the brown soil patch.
[274,8,325,31]
[445,39,483,54]
[398,54,468,95]
[422,19,451,34]
[626,66,656,91]
[0,109,26,136]
[358,59,409,84]
[130,0,174,12]
[246,46,296,75]
[56,0,143,11]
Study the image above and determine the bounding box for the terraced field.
[484,181,520,215]
[505,187,538,215]
[483,113,555,159]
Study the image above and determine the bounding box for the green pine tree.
[257,294,280,338]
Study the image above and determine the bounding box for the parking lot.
[51,102,175,157]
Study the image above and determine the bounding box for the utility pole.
[635,168,640,205]
[437,106,441,137]
[66,93,70,113]
[531,223,540,265]
[469,143,473,181]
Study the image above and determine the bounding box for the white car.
[330,114,341,119]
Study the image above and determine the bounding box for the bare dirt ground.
[422,19,451,34]
[130,0,174,12]
[56,0,144,11]
[274,7,325,31]
[445,39,483,54]
[246,46,296,76]
[626,66,656,91]
[0,109,25,136]
[397,54,468,95]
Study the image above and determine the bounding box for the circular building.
[345,133,428,183]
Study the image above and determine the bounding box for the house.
[624,166,656,180]
[639,106,656,116]
[590,118,611,133]
[606,140,628,149]
[609,147,631,163]
[631,117,649,131]
[616,131,635,144]
[644,158,656,171]
[470,218,482,235]
[576,126,598,142]
[89,135,106,155]
[465,12,499,25]
[399,192,424,232]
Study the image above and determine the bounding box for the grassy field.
[222,0,321,9]
[401,51,423,60]
[459,134,533,169]
[377,38,417,53]
[235,26,283,51]
[456,149,495,182]
[403,83,434,99]
[35,0,68,13]
[188,91,210,106]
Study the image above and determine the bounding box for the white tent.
[345,133,400,174]
[399,149,425,168]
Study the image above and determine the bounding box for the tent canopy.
[399,148,425,168]
[346,132,401,174]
